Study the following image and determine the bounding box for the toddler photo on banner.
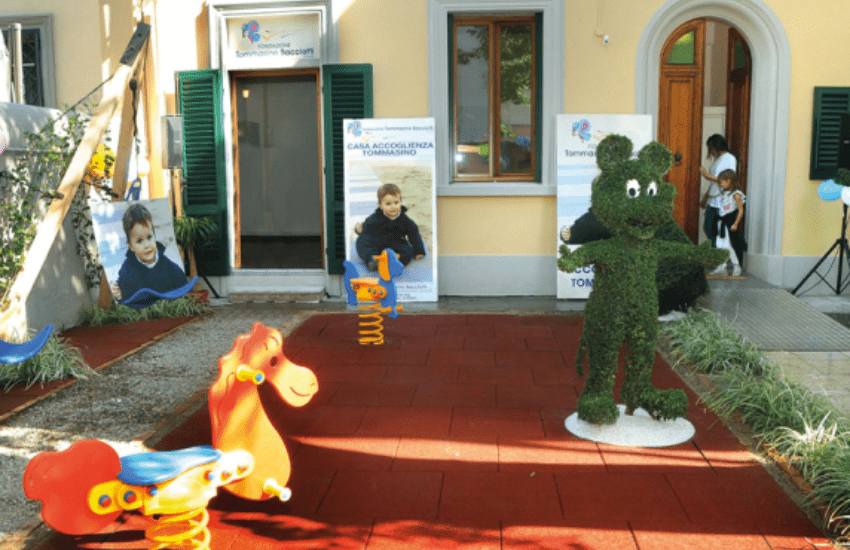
[343,117,438,302]
[91,198,189,307]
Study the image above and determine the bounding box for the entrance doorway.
[657,19,751,243]
[232,70,324,269]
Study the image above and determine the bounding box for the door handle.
[673,152,683,165]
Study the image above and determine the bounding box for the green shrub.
[0,334,95,390]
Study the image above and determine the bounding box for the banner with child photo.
[90,198,195,309]
[343,117,438,302]
[556,114,653,299]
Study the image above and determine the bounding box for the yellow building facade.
[6,0,850,297]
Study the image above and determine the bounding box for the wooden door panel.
[658,19,705,243]
[726,28,751,194]
[660,74,700,238]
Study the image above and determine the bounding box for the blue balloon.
[818,179,843,201]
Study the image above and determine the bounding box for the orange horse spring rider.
[23,322,318,549]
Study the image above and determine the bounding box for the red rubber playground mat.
[24,314,831,550]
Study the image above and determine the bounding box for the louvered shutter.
[810,87,850,180]
[322,64,373,274]
[177,70,229,276]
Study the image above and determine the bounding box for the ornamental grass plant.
[661,309,850,539]
[661,309,770,376]
[79,295,210,327]
[0,333,95,391]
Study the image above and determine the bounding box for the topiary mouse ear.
[638,141,674,176]
[596,134,633,172]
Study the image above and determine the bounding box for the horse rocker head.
[209,322,318,501]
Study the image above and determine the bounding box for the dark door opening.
[233,71,324,269]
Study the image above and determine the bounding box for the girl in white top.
[699,134,737,246]
[710,169,747,276]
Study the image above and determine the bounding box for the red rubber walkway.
[27,313,831,549]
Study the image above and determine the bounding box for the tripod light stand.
[792,198,850,296]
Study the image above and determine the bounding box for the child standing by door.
[710,169,747,276]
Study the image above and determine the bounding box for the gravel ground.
[0,303,318,543]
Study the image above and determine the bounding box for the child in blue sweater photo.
[111,203,188,303]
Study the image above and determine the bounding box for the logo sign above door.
[224,12,322,70]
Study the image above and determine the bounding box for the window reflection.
[453,18,535,180]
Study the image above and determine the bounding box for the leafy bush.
[0,334,95,390]
[79,296,210,327]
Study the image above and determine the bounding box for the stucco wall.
[769,0,850,257]
[25,215,95,333]
[3,0,101,107]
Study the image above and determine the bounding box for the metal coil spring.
[358,302,385,345]
[146,506,211,550]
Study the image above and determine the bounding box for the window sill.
[437,182,556,197]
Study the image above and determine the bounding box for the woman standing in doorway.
[699,134,736,246]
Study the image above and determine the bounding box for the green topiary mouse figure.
[558,134,728,425]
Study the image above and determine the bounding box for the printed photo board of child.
[91,198,189,306]
[354,183,426,272]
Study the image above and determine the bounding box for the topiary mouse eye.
[626,179,641,199]
[646,182,658,196]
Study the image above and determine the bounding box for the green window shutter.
[323,64,373,274]
[177,69,229,276]
[810,86,850,180]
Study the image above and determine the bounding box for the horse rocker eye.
[646,182,658,196]
[626,179,641,199]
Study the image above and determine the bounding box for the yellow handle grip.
[236,365,265,385]
[263,478,292,502]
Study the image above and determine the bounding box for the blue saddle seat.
[117,445,222,486]
[120,276,199,309]
[0,324,53,365]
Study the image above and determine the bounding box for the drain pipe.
[11,23,23,104]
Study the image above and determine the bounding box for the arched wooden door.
[658,20,705,242]
[726,27,751,195]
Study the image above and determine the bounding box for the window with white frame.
[428,0,564,196]
[0,14,56,107]
[452,14,538,182]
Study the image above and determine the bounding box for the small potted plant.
[173,212,218,302]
